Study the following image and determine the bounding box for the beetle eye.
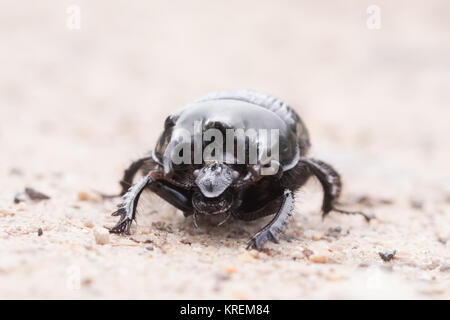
[193,169,200,177]
[232,170,240,180]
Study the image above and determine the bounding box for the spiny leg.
[111,171,195,235]
[299,158,373,221]
[246,189,294,250]
[109,175,153,234]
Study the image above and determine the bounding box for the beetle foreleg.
[109,175,153,235]
[246,189,294,250]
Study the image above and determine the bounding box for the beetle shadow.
[131,192,277,245]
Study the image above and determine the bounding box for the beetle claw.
[246,230,278,251]
[110,208,133,234]
[109,217,133,234]
[111,208,125,217]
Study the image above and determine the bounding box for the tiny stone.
[14,192,27,204]
[302,248,314,258]
[77,191,90,201]
[9,167,23,176]
[37,228,43,236]
[93,227,110,245]
[358,263,370,268]
[310,255,327,264]
[326,226,342,238]
[145,246,154,251]
[14,188,50,203]
[0,209,15,217]
[378,249,396,262]
[77,191,101,203]
[311,232,322,241]
[83,218,94,228]
[225,267,237,274]
[444,194,450,204]
[25,188,50,201]
[410,199,423,210]
[180,239,192,245]
[439,262,450,272]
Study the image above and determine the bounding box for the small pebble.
[82,218,94,228]
[226,267,237,274]
[302,248,314,258]
[0,209,15,217]
[410,199,424,210]
[14,188,50,203]
[378,249,396,262]
[25,188,50,201]
[9,167,24,176]
[310,255,327,264]
[440,262,450,272]
[180,239,192,245]
[145,246,154,251]
[444,194,450,204]
[14,192,27,204]
[77,191,101,203]
[326,226,342,238]
[311,233,322,241]
[37,228,43,236]
[93,227,110,245]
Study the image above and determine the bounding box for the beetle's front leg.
[246,189,294,250]
[109,174,154,235]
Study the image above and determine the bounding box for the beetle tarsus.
[299,158,372,222]
[332,207,375,222]
[110,208,133,234]
[109,175,152,235]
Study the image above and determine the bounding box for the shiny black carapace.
[109,90,370,250]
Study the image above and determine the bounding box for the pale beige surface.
[0,0,449,299]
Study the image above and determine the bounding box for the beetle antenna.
[193,212,199,229]
[217,211,232,227]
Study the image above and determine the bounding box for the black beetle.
[109,90,370,250]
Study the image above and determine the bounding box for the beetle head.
[194,161,234,198]
[192,161,238,215]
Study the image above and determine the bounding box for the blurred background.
[0,0,449,299]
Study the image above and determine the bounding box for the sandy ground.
[1,1,450,299]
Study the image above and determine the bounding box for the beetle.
[109,90,371,250]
